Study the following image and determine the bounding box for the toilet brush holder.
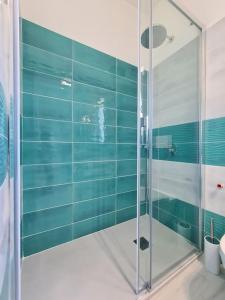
[204,235,220,275]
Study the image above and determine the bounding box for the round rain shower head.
[141,24,171,49]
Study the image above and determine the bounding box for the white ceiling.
[174,0,225,28]
[125,0,225,28]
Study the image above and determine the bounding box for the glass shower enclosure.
[20,0,203,298]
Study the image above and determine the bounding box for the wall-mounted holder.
[177,221,191,241]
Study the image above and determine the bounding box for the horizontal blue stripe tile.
[23,142,72,164]
[117,76,137,97]
[23,43,72,79]
[23,93,72,121]
[72,213,115,239]
[23,163,72,189]
[117,59,137,81]
[203,142,225,166]
[73,123,116,143]
[73,178,116,202]
[23,118,72,142]
[0,136,8,185]
[73,161,116,182]
[22,19,72,58]
[73,41,116,73]
[117,110,137,128]
[203,117,225,143]
[23,225,72,256]
[23,184,72,213]
[73,62,116,91]
[117,144,137,160]
[73,102,116,126]
[117,160,137,177]
[23,204,72,237]
[116,93,137,112]
[73,195,116,222]
[73,143,116,162]
[117,127,137,144]
[117,191,137,210]
[23,69,72,100]
[204,209,225,240]
[117,175,136,193]
[153,143,199,164]
[154,122,199,145]
[73,82,116,108]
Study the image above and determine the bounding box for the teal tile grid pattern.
[21,19,146,257]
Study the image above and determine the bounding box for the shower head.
[141,24,174,49]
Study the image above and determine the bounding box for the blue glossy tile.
[117,144,137,160]
[23,118,72,142]
[117,175,136,193]
[23,163,72,189]
[116,203,145,224]
[73,143,116,162]
[204,142,225,166]
[73,41,116,73]
[153,143,199,164]
[23,225,72,256]
[117,76,137,97]
[23,93,72,121]
[117,191,137,210]
[73,161,116,182]
[73,195,116,222]
[73,123,115,143]
[23,142,72,164]
[23,69,72,100]
[203,117,225,143]
[117,110,137,128]
[22,19,72,58]
[0,136,8,186]
[116,93,137,112]
[0,88,7,137]
[117,59,137,81]
[23,184,72,213]
[23,204,72,236]
[23,43,72,78]
[73,62,116,91]
[117,160,136,177]
[73,82,116,108]
[73,178,116,202]
[117,127,137,143]
[73,102,116,126]
[72,213,115,239]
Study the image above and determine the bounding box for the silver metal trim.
[136,0,141,294]
[13,0,21,299]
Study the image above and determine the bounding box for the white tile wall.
[206,17,225,120]
[152,160,201,206]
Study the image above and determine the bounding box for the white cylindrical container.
[204,236,220,275]
[177,221,191,241]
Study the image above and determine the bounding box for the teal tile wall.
[21,19,143,257]
[152,198,199,245]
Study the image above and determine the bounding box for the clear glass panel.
[151,0,202,285]
[0,1,16,299]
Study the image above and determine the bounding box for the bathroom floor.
[149,258,225,300]
[22,216,196,300]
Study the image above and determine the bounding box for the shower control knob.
[217,183,224,189]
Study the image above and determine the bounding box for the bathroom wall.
[204,17,225,239]
[151,36,201,244]
[21,19,147,257]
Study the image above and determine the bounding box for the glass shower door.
[137,0,202,291]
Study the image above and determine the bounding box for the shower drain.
[133,237,149,250]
